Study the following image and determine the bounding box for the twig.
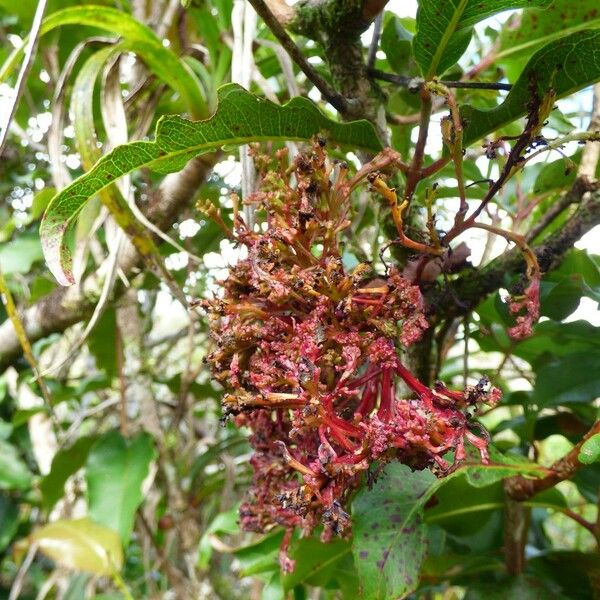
[116,323,128,436]
[506,420,600,501]
[247,0,348,114]
[8,543,38,600]
[368,68,513,91]
[0,268,54,413]
[527,85,600,240]
[367,13,383,70]
[0,0,48,154]
[403,87,432,202]
[503,486,529,576]
[526,178,593,242]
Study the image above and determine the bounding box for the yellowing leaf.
[31,518,123,575]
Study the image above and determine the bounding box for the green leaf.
[351,453,548,599]
[85,431,156,546]
[0,494,20,551]
[41,436,96,512]
[0,233,44,275]
[539,279,582,321]
[282,538,352,591]
[578,434,600,465]
[534,152,579,194]
[0,439,33,491]
[234,531,283,577]
[31,517,123,575]
[464,575,557,600]
[0,6,206,117]
[381,16,414,75]
[197,508,240,569]
[514,320,600,367]
[42,42,183,288]
[462,29,600,146]
[533,351,600,407]
[87,309,117,378]
[40,83,382,285]
[497,0,600,77]
[352,464,436,600]
[413,0,552,77]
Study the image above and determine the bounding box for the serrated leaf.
[85,431,156,546]
[40,83,382,284]
[0,6,205,117]
[31,518,123,575]
[579,434,600,465]
[413,0,552,77]
[462,29,600,146]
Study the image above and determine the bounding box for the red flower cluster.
[202,142,501,569]
[507,278,541,340]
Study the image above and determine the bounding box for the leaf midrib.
[496,18,600,62]
[426,0,469,78]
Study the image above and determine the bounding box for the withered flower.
[201,141,500,568]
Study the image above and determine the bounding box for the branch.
[430,184,600,323]
[285,0,390,131]
[506,420,600,501]
[0,155,216,373]
[247,0,349,114]
[368,69,513,91]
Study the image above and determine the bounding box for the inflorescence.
[201,141,509,570]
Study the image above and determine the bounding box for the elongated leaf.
[85,431,156,546]
[0,6,205,117]
[31,518,123,575]
[413,0,552,77]
[0,439,33,491]
[0,495,19,551]
[40,436,96,512]
[40,83,382,284]
[462,29,600,146]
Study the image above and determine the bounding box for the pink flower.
[508,277,540,340]
[202,141,499,558]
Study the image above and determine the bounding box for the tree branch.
[287,0,389,132]
[430,184,600,323]
[247,0,349,114]
[369,68,513,91]
[506,420,600,501]
[0,155,216,373]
